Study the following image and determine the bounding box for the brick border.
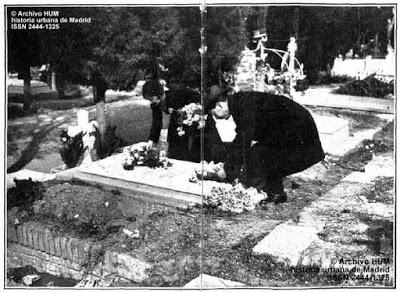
[7,221,151,284]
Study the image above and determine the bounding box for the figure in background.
[164,83,201,162]
[143,72,165,150]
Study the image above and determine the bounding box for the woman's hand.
[146,140,154,150]
[194,161,226,181]
[215,164,227,180]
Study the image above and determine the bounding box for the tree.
[205,7,251,86]
[7,8,44,111]
[265,6,393,82]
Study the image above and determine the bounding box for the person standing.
[143,72,165,150]
[164,83,201,162]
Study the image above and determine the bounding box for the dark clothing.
[204,92,325,192]
[165,83,201,162]
[143,79,164,143]
[149,102,163,143]
[142,79,164,101]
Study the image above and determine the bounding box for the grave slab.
[311,114,350,156]
[293,88,394,114]
[343,153,394,183]
[183,274,245,288]
[364,153,394,177]
[252,223,319,266]
[67,155,229,208]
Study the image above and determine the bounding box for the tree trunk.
[21,66,32,112]
[259,7,269,33]
[96,100,106,142]
[293,7,299,40]
[93,85,106,145]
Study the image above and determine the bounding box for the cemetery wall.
[331,56,394,78]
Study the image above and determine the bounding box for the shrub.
[7,178,44,211]
[335,74,394,98]
[59,130,85,168]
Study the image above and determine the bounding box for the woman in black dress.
[164,83,201,162]
[204,91,325,204]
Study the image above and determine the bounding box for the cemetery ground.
[6,87,395,287]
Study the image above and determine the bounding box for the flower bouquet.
[122,143,168,170]
[189,161,226,183]
[204,183,267,213]
[176,103,205,136]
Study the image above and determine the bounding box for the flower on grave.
[203,182,267,213]
[122,144,169,170]
[176,103,205,136]
[177,127,186,137]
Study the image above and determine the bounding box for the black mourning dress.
[165,83,201,162]
[204,91,325,194]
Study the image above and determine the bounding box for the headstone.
[77,110,89,128]
[51,72,56,90]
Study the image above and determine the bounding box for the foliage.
[59,130,85,168]
[7,178,44,211]
[94,125,123,159]
[7,6,394,89]
[315,74,355,85]
[205,7,250,85]
[335,74,394,98]
[265,6,393,83]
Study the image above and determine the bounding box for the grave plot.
[6,106,393,287]
[62,107,392,206]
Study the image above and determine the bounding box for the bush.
[315,73,355,85]
[59,130,85,168]
[7,178,44,211]
[335,74,394,98]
